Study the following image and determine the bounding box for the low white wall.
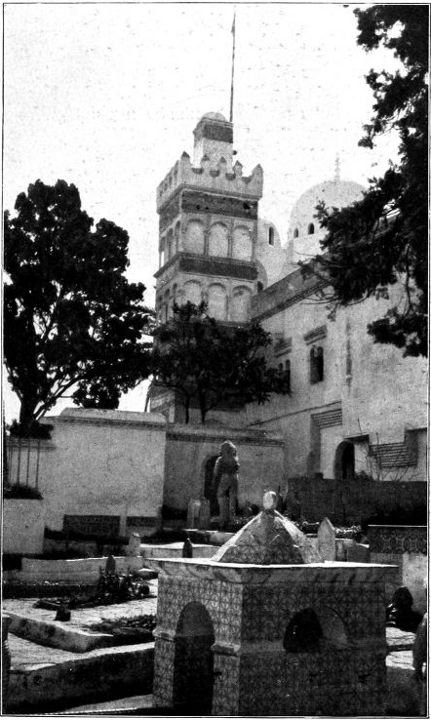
[8,409,167,535]
[3,499,45,554]
[5,556,144,584]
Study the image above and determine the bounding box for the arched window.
[285,358,291,392]
[308,223,315,235]
[293,228,299,238]
[184,220,205,254]
[232,226,252,260]
[183,280,202,306]
[167,229,174,260]
[164,289,170,320]
[268,227,274,246]
[208,222,229,257]
[230,287,252,322]
[159,236,166,268]
[257,281,264,293]
[310,346,324,384]
[174,222,180,254]
[208,284,227,320]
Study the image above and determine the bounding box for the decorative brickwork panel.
[63,514,120,537]
[241,582,386,642]
[153,637,176,707]
[368,525,427,555]
[237,649,386,716]
[179,254,257,280]
[182,190,258,219]
[157,574,243,643]
[212,654,240,716]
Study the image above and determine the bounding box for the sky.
[3,2,402,421]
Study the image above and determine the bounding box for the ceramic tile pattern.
[153,566,388,715]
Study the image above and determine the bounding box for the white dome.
[289,179,365,238]
[200,112,228,122]
[280,178,366,277]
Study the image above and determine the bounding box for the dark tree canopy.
[4,179,153,435]
[151,302,290,424]
[313,5,428,357]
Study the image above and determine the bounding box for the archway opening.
[334,441,355,481]
[283,608,323,653]
[173,602,215,714]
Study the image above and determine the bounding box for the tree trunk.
[19,397,38,435]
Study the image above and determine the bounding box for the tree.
[311,6,428,357]
[4,179,153,435]
[151,302,290,424]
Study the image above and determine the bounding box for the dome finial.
[334,153,341,182]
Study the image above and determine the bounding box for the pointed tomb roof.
[212,491,322,565]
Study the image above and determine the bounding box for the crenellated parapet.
[157,153,263,211]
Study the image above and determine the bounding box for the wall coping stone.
[44,408,167,430]
[166,424,283,446]
[145,558,398,584]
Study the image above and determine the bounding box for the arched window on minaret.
[231,286,252,322]
[167,229,174,260]
[174,222,180,254]
[232,225,252,260]
[183,280,202,306]
[308,223,315,235]
[208,222,229,257]
[184,220,205,254]
[293,228,299,238]
[208,284,227,320]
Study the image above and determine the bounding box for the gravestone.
[105,554,116,575]
[186,499,201,529]
[198,497,210,530]
[127,532,141,557]
[317,517,336,561]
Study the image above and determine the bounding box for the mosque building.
[149,110,427,489]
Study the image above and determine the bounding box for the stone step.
[6,635,154,713]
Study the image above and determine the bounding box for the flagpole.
[229,10,236,124]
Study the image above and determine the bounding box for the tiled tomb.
[149,496,397,716]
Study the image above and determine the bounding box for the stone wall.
[164,424,284,511]
[3,499,45,554]
[285,475,427,526]
[18,409,166,534]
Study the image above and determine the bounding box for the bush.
[3,483,42,500]
[8,419,53,439]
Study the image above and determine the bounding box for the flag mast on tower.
[229,10,236,124]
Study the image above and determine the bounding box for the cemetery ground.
[3,581,421,716]
[2,559,424,716]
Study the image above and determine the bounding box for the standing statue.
[213,440,239,529]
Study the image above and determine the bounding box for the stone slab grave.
[147,491,398,717]
[4,585,158,653]
[317,516,336,561]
